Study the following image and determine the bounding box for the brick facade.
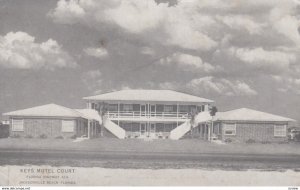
[9,117,88,138]
[219,121,288,143]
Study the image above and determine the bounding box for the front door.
[150,123,155,134]
[140,123,147,136]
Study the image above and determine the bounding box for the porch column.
[176,103,179,127]
[208,123,211,141]
[118,102,120,126]
[87,120,91,139]
[199,124,203,139]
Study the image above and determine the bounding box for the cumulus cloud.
[48,0,300,96]
[159,53,216,73]
[228,47,296,71]
[48,0,217,51]
[187,76,257,96]
[104,0,167,33]
[0,31,76,70]
[272,75,300,94]
[84,47,108,58]
[217,15,264,35]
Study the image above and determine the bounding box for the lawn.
[0,137,300,155]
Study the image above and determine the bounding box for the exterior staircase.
[169,111,212,140]
[169,120,191,140]
[102,116,126,139]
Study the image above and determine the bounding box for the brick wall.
[220,121,288,143]
[9,117,82,138]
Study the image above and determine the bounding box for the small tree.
[99,102,108,137]
[208,106,218,141]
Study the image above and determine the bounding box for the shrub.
[295,133,300,142]
[225,138,232,143]
[70,134,77,139]
[10,134,21,138]
[25,135,33,138]
[55,136,64,139]
[39,134,47,139]
[278,140,289,144]
[261,141,271,144]
[245,139,255,144]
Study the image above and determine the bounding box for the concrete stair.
[103,116,126,139]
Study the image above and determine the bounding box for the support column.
[176,103,179,127]
[118,102,120,126]
[208,123,211,141]
[199,124,203,139]
[88,120,91,139]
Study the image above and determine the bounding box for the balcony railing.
[105,111,190,119]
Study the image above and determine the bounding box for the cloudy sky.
[0,0,300,122]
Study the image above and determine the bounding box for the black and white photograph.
[0,0,300,188]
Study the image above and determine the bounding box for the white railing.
[105,111,190,119]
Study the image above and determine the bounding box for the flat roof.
[83,90,214,103]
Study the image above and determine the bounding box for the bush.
[278,140,289,144]
[55,136,64,139]
[246,139,255,144]
[70,134,77,139]
[225,138,232,143]
[295,133,300,142]
[25,135,33,138]
[39,134,47,139]
[10,134,21,138]
[261,141,271,144]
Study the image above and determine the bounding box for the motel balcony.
[105,111,191,122]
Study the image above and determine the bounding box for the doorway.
[140,123,147,136]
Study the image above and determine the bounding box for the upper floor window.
[12,119,24,132]
[108,104,118,112]
[123,104,133,112]
[224,123,236,135]
[179,105,189,112]
[274,124,286,137]
[164,105,174,112]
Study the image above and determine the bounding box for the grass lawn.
[0,137,300,155]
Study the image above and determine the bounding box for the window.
[62,120,75,132]
[224,123,236,135]
[108,104,118,112]
[179,105,189,112]
[164,105,174,112]
[12,119,24,132]
[123,104,133,112]
[274,125,286,137]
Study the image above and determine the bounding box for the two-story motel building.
[83,90,213,139]
[3,89,295,142]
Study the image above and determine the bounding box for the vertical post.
[118,102,120,126]
[208,122,211,141]
[176,103,179,127]
[88,120,90,139]
[199,124,202,139]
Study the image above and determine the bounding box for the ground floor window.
[62,120,75,132]
[120,122,178,132]
[223,123,236,135]
[274,124,286,137]
[12,119,24,132]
